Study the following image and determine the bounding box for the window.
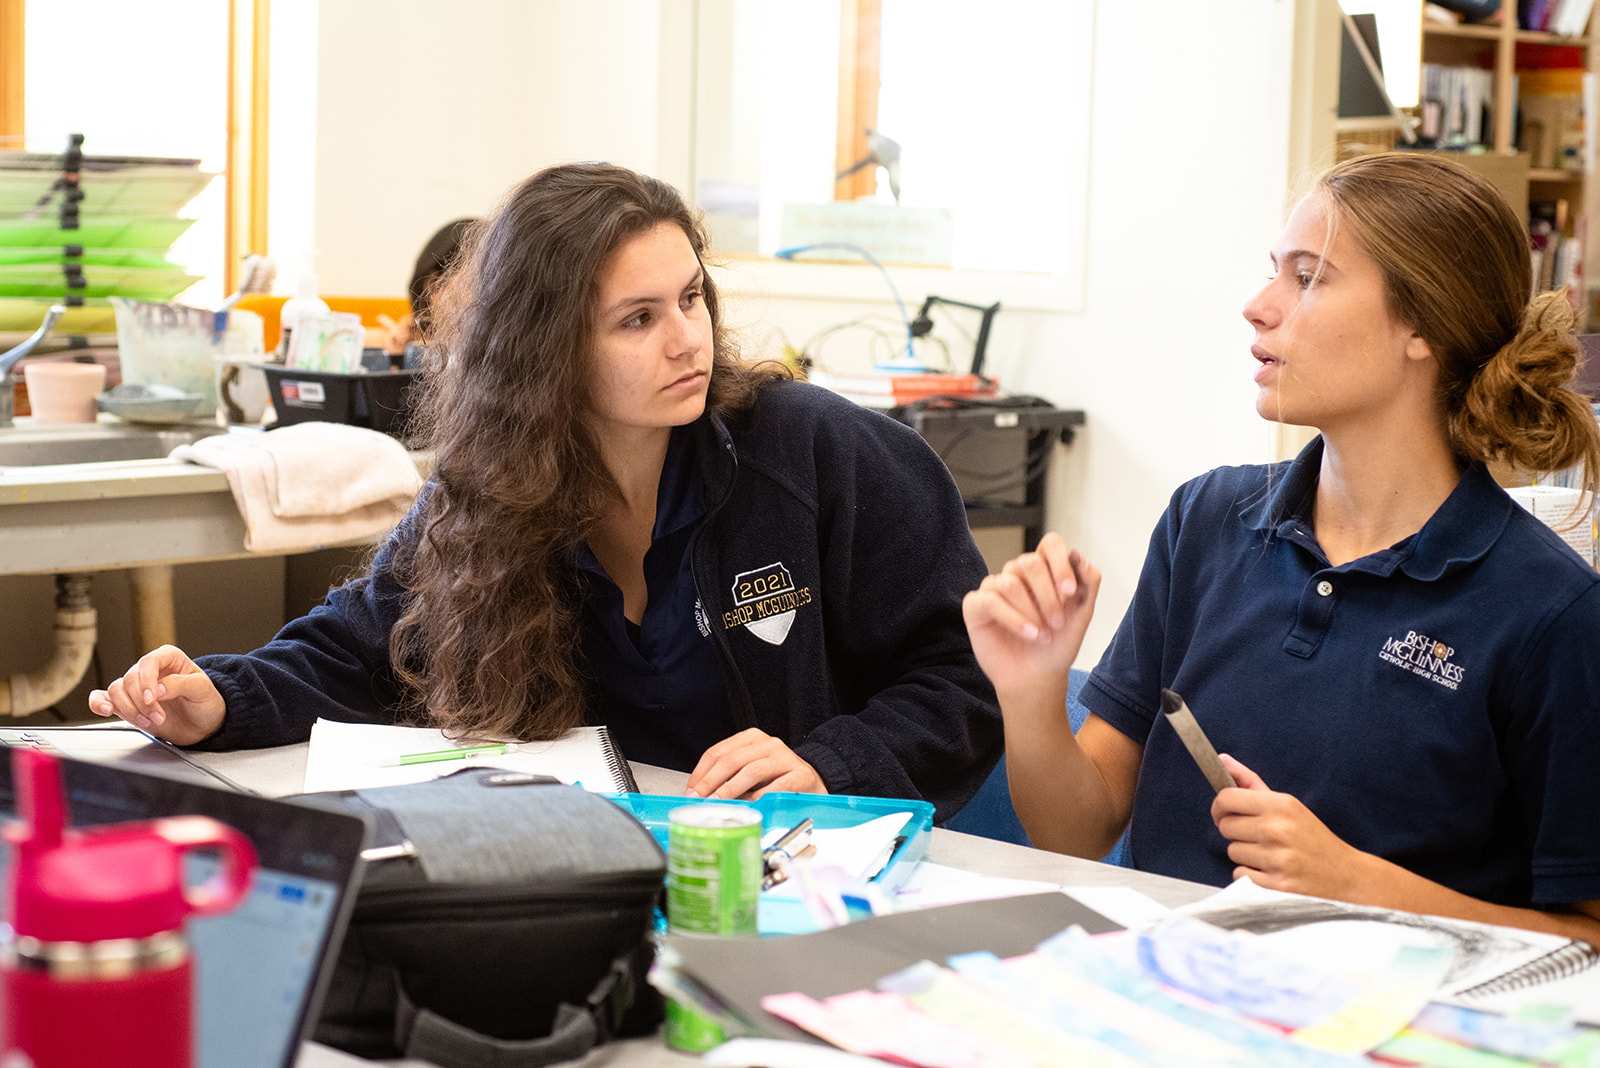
[695,0,1093,294]
[7,0,267,305]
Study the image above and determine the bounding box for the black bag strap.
[392,946,641,1068]
[397,997,596,1068]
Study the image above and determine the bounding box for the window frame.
[834,0,881,202]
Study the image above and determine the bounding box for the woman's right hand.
[962,533,1101,706]
[88,645,226,746]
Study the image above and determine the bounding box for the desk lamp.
[911,295,1002,378]
[774,242,918,367]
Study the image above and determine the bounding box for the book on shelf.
[1527,0,1598,34]
[1420,64,1495,148]
[1560,0,1598,35]
[1518,68,1585,171]
[1521,0,1555,30]
[808,369,1000,410]
[1529,198,1583,299]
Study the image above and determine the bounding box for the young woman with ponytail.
[964,152,1600,946]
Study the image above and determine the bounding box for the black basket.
[260,366,421,441]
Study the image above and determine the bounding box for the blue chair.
[945,668,1131,866]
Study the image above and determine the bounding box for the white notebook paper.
[300,719,637,794]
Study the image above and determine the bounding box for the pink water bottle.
[1,748,256,1068]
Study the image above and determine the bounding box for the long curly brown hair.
[391,163,786,739]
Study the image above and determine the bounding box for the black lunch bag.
[297,768,666,1068]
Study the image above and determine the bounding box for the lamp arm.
[775,242,915,364]
[912,295,1002,378]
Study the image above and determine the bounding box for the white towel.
[171,422,423,553]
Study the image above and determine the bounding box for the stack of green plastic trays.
[0,141,212,335]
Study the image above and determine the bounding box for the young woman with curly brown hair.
[964,152,1600,945]
[93,163,1002,816]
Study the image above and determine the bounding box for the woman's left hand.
[687,728,827,800]
[1211,753,1371,900]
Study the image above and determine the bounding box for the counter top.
[0,418,425,576]
[0,418,227,504]
[0,457,229,505]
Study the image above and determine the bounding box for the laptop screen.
[0,751,369,1068]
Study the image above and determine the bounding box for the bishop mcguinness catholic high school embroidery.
[722,561,812,646]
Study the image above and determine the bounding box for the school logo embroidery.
[1378,630,1465,691]
[694,599,712,638]
[722,561,812,646]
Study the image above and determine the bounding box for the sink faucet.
[0,305,68,429]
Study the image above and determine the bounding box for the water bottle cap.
[9,822,205,942]
[5,750,258,943]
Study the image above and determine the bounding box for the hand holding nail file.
[1160,688,1237,793]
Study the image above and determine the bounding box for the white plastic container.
[110,297,218,417]
[276,268,329,362]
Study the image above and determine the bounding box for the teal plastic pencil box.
[610,791,935,896]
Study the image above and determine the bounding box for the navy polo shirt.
[1082,438,1600,907]
[576,425,733,772]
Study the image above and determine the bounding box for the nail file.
[1159,688,1236,794]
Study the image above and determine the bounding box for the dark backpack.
[298,769,665,1068]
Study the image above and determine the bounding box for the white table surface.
[185,745,1213,1068]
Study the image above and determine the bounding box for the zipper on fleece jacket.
[690,427,756,731]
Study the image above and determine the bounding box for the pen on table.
[381,743,513,768]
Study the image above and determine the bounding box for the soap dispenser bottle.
[276,263,329,364]
[1,749,257,1068]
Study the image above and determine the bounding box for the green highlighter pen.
[382,743,511,767]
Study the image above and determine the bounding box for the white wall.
[299,0,1312,666]
[1047,0,1308,662]
[309,0,673,296]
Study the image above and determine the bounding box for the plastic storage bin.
[258,365,420,441]
[613,791,934,897]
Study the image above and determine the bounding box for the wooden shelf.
[1422,22,1588,47]
[1422,22,1503,41]
[1512,29,1590,45]
[1413,3,1598,320]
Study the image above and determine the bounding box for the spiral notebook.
[300,719,637,794]
[1452,939,1600,997]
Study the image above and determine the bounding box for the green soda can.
[665,804,762,936]
[664,995,726,1053]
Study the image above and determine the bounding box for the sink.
[0,422,217,466]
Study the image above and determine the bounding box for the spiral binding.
[1456,940,1600,997]
[599,727,640,793]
